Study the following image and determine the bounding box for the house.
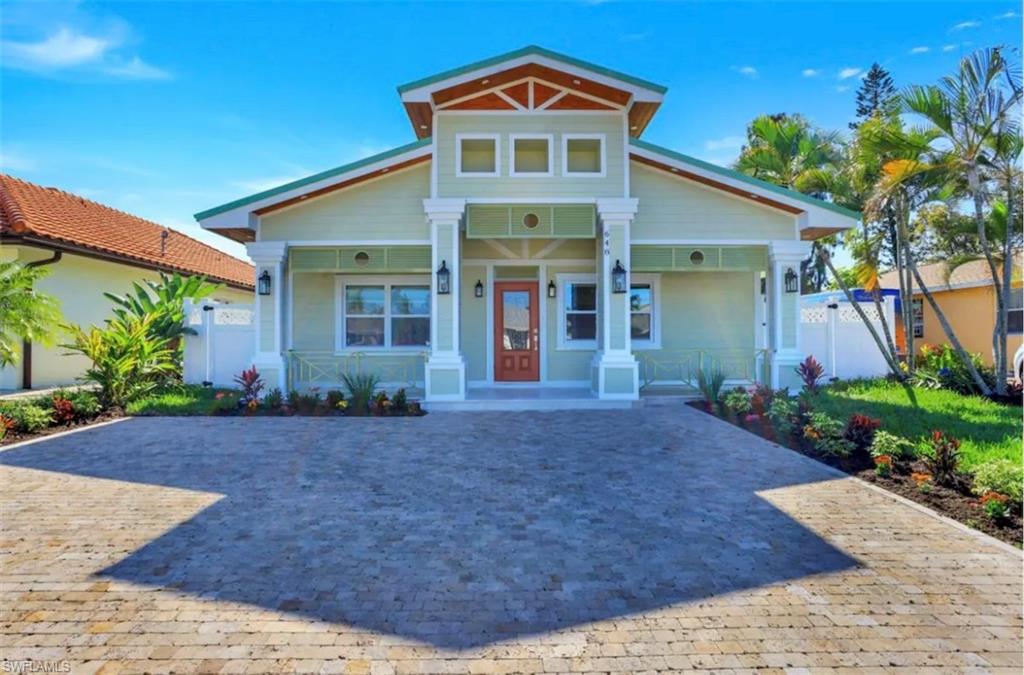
[878,255,1023,368]
[0,175,254,390]
[194,46,859,405]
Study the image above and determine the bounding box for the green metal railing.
[287,350,427,394]
[636,349,769,390]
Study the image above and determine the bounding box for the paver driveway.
[1,403,1020,674]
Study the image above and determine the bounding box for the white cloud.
[1,22,170,80]
[836,85,851,93]
[909,46,930,54]
[942,41,973,52]
[838,67,863,80]
[996,11,1018,19]
[951,20,981,31]
[734,65,758,78]
[802,68,821,78]
[704,136,745,152]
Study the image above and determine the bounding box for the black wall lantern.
[611,259,628,294]
[784,267,799,293]
[257,270,271,296]
[474,280,484,298]
[436,260,451,295]
[547,280,557,298]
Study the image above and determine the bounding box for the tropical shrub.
[104,272,220,371]
[766,395,797,437]
[63,314,177,409]
[722,387,752,416]
[803,412,854,457]
[372,391,391,415]
[923,430,961,487]
[233,366,265,406]
[325,389,345,409]
[295,389,322,415]
[286,389,301,409]
[973,459,1023,503]
[212,391,239,413]
[0,402,52,433]
[749,383,775,416]
[796,355,825,393]
[0,261,63,368]
[263,388,283,409]
[696,367,726,412]
[844,414,881,451]
[912,344,996,396]
[980,492,1011,521]
[869,430,916,462]
[392,388,408,414]
[0,415,13,440]
[50,396,76,424]
[342,373,380,415]
[874,454,893,477]
[65,390,102,419]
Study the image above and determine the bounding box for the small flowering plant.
[233,366,265,406]
[0,415,14,440]
[980,491,1010,521]
[911,471,933,493]
[873,454,893,478]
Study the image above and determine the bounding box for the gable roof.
[397,45,667,96]
[878,255,1022,292]
[398,45,666,139]
[0,174,254,289]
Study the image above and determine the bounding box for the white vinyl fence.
[183,301,255,387]
[800,296,895,381]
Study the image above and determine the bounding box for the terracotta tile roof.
[878,254,1022,292]
[0,174,253,289]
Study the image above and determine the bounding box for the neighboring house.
[878,255,1023,369]
[195,46,859,404]
[0,175,254,391]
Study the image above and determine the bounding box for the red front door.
[494,282,539,381]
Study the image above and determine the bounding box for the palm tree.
[899,47,1022,393]
[735,114,842,292]
[0,261,63,367]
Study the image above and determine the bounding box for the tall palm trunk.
[998,174,1015,384]
[966,164,1006,394]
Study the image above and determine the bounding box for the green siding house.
[195,46,858,407]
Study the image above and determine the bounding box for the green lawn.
[127,385,239,416]
[813,379,1021,471]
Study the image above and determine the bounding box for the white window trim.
[455,133,500,178]
[556,273,598,350]
[561,133,606,178]
[335,275,431,352]
[509,133,554,177]
[629,273,661,350]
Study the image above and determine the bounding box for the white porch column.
[768,240,811,389]
[593,198,640,400]
[423,198,467,401]
[246,240,288,392]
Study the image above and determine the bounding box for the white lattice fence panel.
[213,307,254,325]
[801,307,829,323]
[839,305,880,323]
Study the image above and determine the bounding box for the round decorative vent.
[354,251,370,267]
[689,250,705,265]
[522,212,540,229]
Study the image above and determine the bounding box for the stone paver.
[1,403,1020,674]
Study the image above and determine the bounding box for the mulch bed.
[687,401,1023,547]
[0,410,125,447]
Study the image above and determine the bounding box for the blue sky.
[2,1,1021,261]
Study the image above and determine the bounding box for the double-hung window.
[911,297,925,338]
[338,277,430,349]
[1009,287,1023,334]
[557,273,660,349]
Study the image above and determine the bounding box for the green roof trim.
[396,45,668,96]
[194,137,433,221]
[629,138,862,221]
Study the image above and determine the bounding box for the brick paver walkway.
[1,404,1020,674]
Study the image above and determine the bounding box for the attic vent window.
[689,250,705,266]
[522,213,540,229]
[354,251,370,267]
[456,134,499,177]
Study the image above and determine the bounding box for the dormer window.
[456,134,499,177]
[563,134,605,177]
[510,134,553,177]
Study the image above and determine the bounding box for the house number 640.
[603,228,611,255]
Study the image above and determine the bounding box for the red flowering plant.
[0,415,14,441]
[924,430,961,487]
[233,366,265,409]
[51,396,76,425]
[796,355,825,393]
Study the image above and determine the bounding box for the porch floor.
[426,386,635,412]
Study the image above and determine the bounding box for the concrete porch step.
[425,387,637,412]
